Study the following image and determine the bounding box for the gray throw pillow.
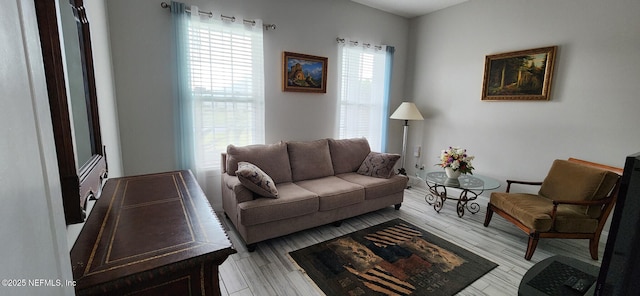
[236,162,279,198]
[357,152,401,179]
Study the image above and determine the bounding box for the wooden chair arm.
[505,180,543,193]
[549,196,614,226]
[551,197,613,207]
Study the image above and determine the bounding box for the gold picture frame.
[282,51,328,93]
[481,46,557,101]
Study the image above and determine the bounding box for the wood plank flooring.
[216,184,606,296]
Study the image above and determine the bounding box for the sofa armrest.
[221,153,228,173]
[222,172,253,203]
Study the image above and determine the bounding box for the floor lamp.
[390,102,424,175]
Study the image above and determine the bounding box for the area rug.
[289,219,498,296]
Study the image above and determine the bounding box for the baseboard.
[408,175,427,189]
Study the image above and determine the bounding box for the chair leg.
[589,236,600,260]
[483,204,494,227]
[525,233,540,260]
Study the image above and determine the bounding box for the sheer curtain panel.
[338,41,393,152]
[171,1,265,208]
[171,1,265,174]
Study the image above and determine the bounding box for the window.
[338,43,392,152]
[174,6,265,171]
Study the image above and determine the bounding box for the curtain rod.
[336,37,386,50]
[160,2,276,30]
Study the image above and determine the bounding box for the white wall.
[86,0,124,178]
[0,1,73,295]
[406,0,640,184]
[65,0,124,248]
[107,0,409,175]
[106,0,410,209]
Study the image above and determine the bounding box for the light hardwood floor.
[216,184,606,296]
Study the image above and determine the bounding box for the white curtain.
[338,40,390,152]
[171,2,265,208]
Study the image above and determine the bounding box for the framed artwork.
[481,46,557,101]
[282,51,327,93]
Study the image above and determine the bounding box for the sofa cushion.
[357,152,401,179]
[336,173,408,200]
[238,183,318,226]
[328,137,371,174]
[227,141,292,183]
[295,176,365,211]
[490,192,598,233]
[236,162,278,198]
[287,139,335,182]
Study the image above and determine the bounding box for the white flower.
[437,146,475,174]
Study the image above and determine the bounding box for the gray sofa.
[221,137,408,251]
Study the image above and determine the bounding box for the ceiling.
[351,0,468,18]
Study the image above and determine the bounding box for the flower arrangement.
[438,146,475,174]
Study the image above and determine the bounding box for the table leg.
[456,189,481,217]
[425,184,447,213]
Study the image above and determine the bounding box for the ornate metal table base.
[425,183,482,217]
[417,171,500,218]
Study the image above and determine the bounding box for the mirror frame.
[35,0,107,224]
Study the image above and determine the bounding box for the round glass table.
[416,170,500,217]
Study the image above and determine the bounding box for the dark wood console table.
[71,170,236,295]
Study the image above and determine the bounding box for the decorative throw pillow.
[357,152,401,179]
[236,162,279,198]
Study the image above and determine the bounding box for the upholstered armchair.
[484,158,622,260]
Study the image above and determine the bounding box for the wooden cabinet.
[71,171,235,295]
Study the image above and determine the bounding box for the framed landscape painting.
[481,46,557,101]
[282,51,327,93]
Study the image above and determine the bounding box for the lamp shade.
[390,102,424,121]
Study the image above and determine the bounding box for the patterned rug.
[289,219,498,296]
